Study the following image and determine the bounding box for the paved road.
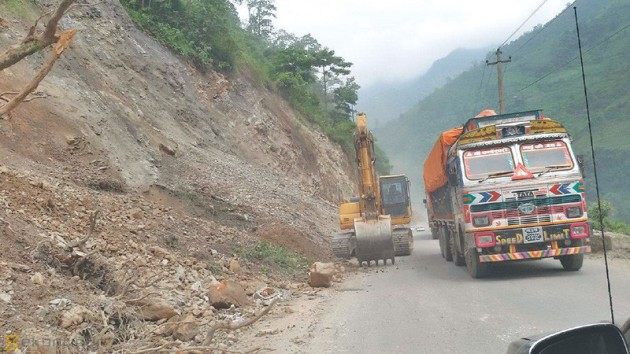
[310,230,630,354]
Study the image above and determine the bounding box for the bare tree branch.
[0,29,77,116]
[23,11,54,44]
[68,209,100,250]
[0,0,75,71]
[203,298,279,346]
[42,0,75,42]
[1,91,48,103]
[66,0,105,14]
[129,344,170,354]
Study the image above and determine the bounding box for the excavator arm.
[333,113,402,265]
[354,113,380,220]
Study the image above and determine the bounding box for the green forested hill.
[376,0,630,219]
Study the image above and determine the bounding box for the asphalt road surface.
[310,230,630,354]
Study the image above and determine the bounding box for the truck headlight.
[475,232,496,247]
[566,206,582,218]
[473,215,491,227]
[570,223,589,238]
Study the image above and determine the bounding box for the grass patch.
[207,261,224,276]
[603,220,630,236]
[164,234,179,249]
[86,179,126,193]
[235,241,310,277]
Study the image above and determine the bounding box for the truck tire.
[450,228,465,266]
[440,226,452,262]
[431,227,439,240]
[560,239,584,271]
[466,248,489,278]
[560,254,584,271]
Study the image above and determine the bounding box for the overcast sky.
[246,0,571,87]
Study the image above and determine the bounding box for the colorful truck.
[423,110,591,278]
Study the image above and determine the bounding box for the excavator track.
[393,228,413,256]
[332,233,355,259]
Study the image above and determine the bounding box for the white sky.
[243,0,571,87]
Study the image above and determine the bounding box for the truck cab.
[446,111,590,277]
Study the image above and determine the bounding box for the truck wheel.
[466,248,489,278]
[560,254,584,271]
[431,227,439,240]
[450,229,465,266]
[440,226,452,262]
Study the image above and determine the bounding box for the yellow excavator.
[332,113,413,266]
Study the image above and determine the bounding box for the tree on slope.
[313,48,352,107]
[333,77,360,121]
[246,0,276,38]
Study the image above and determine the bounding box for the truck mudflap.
[479,245,591,263]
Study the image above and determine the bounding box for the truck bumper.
[479,245,591,263]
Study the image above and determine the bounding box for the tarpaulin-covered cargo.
[423,127,463,193]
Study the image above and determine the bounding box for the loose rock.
[129,299,178,321]
[207,280,250,309]
[60,305,92,329]
[309,262,336,288]
[173,313,199,341]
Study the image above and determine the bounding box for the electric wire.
[484,66,494,107]
[574,6,615,325]
[511,3,574,56]
[502,2,579,81]
[500,0,549,48]
[518,20,630,92]
[478,64,487,93]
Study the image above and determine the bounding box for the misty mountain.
[357,47,492,125]
[376,0,630,220]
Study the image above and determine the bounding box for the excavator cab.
[380,175,412,223]
[332,113,413,265]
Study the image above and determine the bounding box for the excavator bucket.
[354,215,395,266]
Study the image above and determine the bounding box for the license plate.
[523,227,543,244]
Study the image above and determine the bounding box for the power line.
[511,4,573,56]
[518,57,576,93]
[478,64,487,93]
[505,3,576,80]
[518,20,630,92]
[500,0,549,48]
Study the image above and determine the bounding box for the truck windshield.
[520,141,573,172]
[463,147,514,180]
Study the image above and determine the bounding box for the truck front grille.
[507,215,552,226]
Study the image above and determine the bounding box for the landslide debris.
[0,1,354,352]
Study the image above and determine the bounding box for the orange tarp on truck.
[423,127,463,193]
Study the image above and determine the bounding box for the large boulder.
[207,280,250,309]
[309,262,336,288]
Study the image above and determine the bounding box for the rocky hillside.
[0,1,354,351]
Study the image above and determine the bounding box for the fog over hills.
[376,0,630,221]
[357,47,492,126]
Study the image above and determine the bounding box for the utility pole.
[486,48,511,114]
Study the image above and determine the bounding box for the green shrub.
[234,241,310,276]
